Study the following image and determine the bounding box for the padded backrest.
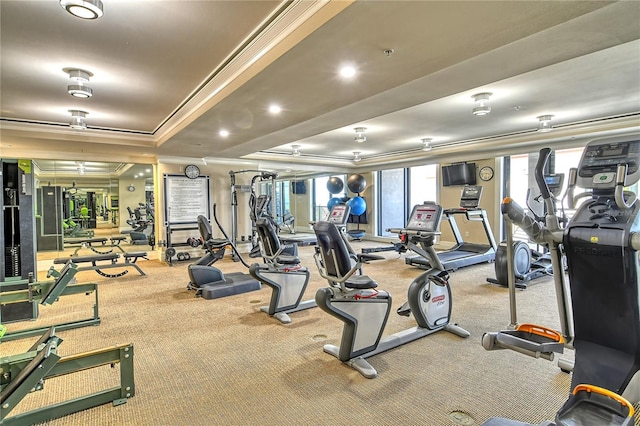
[197,215,213,241]
[255,218,281,257]
[313,221,352,279]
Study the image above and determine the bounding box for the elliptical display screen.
[577,137,640,189]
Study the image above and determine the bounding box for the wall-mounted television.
[291,180,306,194]
[442,162,477,186]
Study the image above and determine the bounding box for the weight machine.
[0,260,100,342]
[229,170,277,261]
[1,327,135,426]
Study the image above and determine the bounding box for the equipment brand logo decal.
[432,295,445,303]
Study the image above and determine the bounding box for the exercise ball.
[326,177,344,194]
[347,196,366,216]
[327,197,342,211]
[347,174,367,194]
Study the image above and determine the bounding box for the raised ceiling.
[1,1,639,170]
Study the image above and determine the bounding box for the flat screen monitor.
[442,163,477,186]
[291,181,306,194]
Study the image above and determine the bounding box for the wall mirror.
[32,160,154,264]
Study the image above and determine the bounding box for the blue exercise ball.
[347,174,367,194]
[347,196,366,216]
[326,177,344,194]
[327,197,342,211]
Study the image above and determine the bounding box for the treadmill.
[405,185,497,271]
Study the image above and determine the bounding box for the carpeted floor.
[2,236,624,426]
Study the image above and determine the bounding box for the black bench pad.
[54,253,119,264]
[65,237,108,245]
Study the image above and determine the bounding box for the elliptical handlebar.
[535,148,552,201]
[615,163,637,210]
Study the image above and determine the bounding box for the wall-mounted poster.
[163,174,210,225]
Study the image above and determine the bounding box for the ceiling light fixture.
[65,68,93,98]
[69,110,88,130]
[353,152,362,163]
[472,92,492,116]
[421,138,433,152]
[60,0,104,19]
[291,145,301,157]
[339,65,357,79]
[537,115,554,132]
[219,129,229,137]
[268,104,281,114]
[76,161,86,175]
[354,127,367,143]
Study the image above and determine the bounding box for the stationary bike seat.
[345,275,378,289]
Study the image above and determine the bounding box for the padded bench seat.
[65,237,108,246]
[54,253,118,264]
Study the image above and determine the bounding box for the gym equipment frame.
[482,136,640,425]
[51,251,147,278]
[1,328,135,426]
[0,261,100,342]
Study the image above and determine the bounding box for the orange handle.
[573,384,634,417]
[516,323,565,343]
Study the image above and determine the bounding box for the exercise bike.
[186,205,261,300]
[249,216,313,324]
[313,202,469,378]
[482,135,640,425]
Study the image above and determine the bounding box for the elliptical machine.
[482,135,640,426]
[488,174,564,289]
[313,202,469,379]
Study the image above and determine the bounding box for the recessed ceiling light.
[339,65,357,79]
[268,104,282,114]
[219,129,229,137]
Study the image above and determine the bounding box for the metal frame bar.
[0,282,100,342]
[1,343,135,426]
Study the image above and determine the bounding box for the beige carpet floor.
[2,238,632,425]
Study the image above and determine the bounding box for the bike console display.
[328,204,350,226]
[406,203,442,232]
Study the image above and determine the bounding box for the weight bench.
[66,237,108,246]
[52,252,147,278]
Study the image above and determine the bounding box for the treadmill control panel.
[459,185,483,208]
[406,203,442,232]
[577,136,640,189]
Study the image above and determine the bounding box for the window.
[377,168,407,237]
[409,164,437,207]
[312,174,346,221]
[376,165,438,237]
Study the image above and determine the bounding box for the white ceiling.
[1,1,639,171]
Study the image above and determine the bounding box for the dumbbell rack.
[162,224,203,266]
